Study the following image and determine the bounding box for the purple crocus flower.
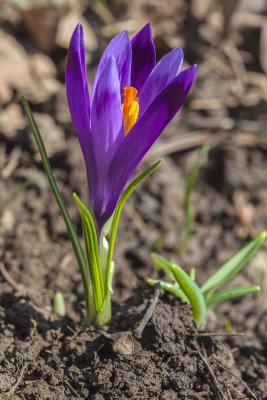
[66,23,197,233]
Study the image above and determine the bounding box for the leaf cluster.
[148,231,266,326]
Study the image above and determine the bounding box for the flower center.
[122,87,139,137]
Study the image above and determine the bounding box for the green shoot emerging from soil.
[21,22,197,327]
[53,292,66,317]
[21,96,161,327]
[178,145,209,255]
[148,231,266,326]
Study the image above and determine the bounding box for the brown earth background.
[0,0,267,399]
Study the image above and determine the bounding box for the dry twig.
[217,362,258,400]
[0,262,20,290]
[192,344,227,400]
[133,283,161,339]
[65,380,80,397]
[8,362,28,395]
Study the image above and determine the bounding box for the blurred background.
[0,1,267,396]
[0,0,267,325]
[0,0,267,135]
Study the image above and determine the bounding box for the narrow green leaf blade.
[96,261,115,327]
[53,292,66,317]
[171,264,206,326]
[150,252,175,281]
[190,268,196,281]
[201,231,267,297]
[73,193,105,302]
[105,160,162,294]
[178,145,209,255]
[21,97,89,303]
[206,286,260,311]
[147,278,190,303]
[81,217,102,311]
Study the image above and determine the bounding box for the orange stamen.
[122,87,139,136]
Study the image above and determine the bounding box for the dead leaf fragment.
[30,53,57,77]
[0,30,32,105]
[233,190,255,238]
[102,330,134,355]
[0,103,26,139]
[191,0,215,20]
[0,30,58,105]
[30,53,60,97]
[112,331,134,355]
[21,6,61,52]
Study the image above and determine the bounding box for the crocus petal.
[90,57,124,226]
[131,23,156,91]
[103,65,197,222]
[92,31,131,100]
[138,48,184,116]
[91,56,124,165]
[66,24,99,220]
[66,24,91,154]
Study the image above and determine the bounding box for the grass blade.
[53,292,66,317]
[178,145,209,255]
[171,263,206,326]
[201,231,267,297]
[73,193,105,306]
[21,96,89,309]
[105,160,162,295]
[150,252,175,281]
[147,278,190,303]
[206,286,260,310]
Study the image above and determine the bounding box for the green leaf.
[178,145,209,255]
[190,268,196,281]
[95,261,115,328]
[73,193,105,311]
[21,96,90,316]
[224,318,232,333]
[105,160,162,295]
[153,228,164,251]
[149,255,205,324]
[201,231,267,297]
[151,252,175,281]
[53,292,66,317]
[171,263,206,326]
[147,278,190,303]
[206,286,260,311]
